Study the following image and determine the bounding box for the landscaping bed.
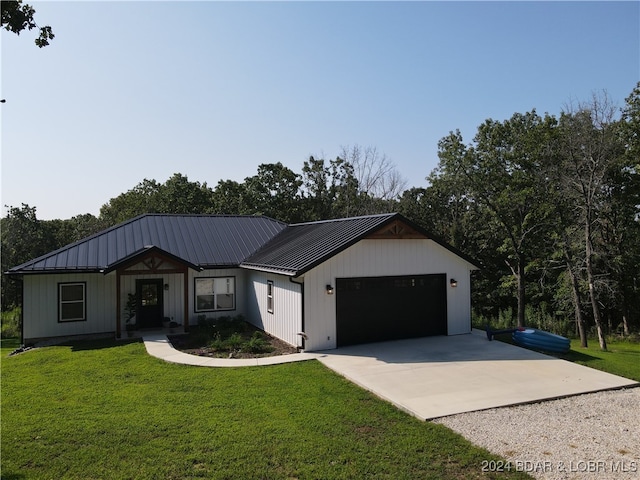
[168,315,298,358]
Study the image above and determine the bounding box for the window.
[194,277,235,312]
[59,282,86,322]
[267,281,274,314]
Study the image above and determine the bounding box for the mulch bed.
[168,322,298,359]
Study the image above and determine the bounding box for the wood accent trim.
[116,271,121,338]
[116,249,192,331]
[366,219,428,240]
[183,271,189,333]
[119,251,187,275]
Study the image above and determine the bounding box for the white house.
[7,213,479,351]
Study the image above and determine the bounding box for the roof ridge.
[289,212,396,227]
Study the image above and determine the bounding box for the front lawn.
[1,338,530,479]
[562,338,640,382]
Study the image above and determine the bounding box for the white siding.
[302,239,476,351]
[188,269,247,327]
[23,273,117,342]
[245,271,302,348]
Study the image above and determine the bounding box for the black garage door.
[336,274,447,347]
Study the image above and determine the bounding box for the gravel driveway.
[433,387,640,480]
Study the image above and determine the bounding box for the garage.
[336,274,447,347]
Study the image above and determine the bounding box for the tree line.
[3,84,639,347]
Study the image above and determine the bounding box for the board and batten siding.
[302,238,476,351]
[245,271,302,348]
[188,269,247,326]
[23,273,117,342]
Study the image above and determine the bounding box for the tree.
[555,92,624,350]
[1,204,47,309]
[436,112,557,328]
[99,174,216,226]
[99,178,163,225]
[210,179,251,215]
[301,156,361,220]
[339,145,406,214]
[156,173,215,215]
[1,0,54,47]
[243,163,304,223]
[597,84,640,336]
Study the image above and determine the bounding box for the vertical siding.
[23,273,117,342]
[245,271,302,348]
[302,239,476,351]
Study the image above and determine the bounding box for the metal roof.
[7,212,480,276]
[7,214,287,274]
[241,213,398,276]
[241,213,481,276]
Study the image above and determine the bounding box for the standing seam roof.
[241,214,397,275]
[7,214,287,274]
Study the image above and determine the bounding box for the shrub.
[225,332,244,350]
[242,331,274,354]
[1,307,21,339]
[208,333,226,351]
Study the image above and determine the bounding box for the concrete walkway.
[142,333,323,367]
[143,331,638,419]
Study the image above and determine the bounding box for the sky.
[2,1,639,220]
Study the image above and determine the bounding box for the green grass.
[1,338,530,479]
[491,333,640,382]
[561,338,640,382]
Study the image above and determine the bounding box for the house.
[7,213,480,351]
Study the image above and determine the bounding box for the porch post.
[183,267,189,332]
[116,270,121,338]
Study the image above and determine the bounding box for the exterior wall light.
[326,284,334,295]
[450,279,458,288]
[164,283,169,291]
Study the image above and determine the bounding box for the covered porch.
[111,246,200,339]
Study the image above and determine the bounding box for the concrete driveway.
[316,330,638,419]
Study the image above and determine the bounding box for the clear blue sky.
[2,1,638,220]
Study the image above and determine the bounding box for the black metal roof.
[7,214,287,274]
[241,212,481,276]
[241,213,398,276]
[7,212,480,276]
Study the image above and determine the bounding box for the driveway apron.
[316,330,638,419]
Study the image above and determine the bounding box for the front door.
[136,279,164,329]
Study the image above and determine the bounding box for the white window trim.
[267,280,274,314]
[194,276,236,313]
[58,282,87,322]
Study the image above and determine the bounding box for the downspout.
[19,275,24,346]
[289,276,305,351]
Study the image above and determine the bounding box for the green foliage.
[242,162,304,222]
[225,332,244,350]
[99,174,215,224]
[1,307,21,339]
[473,304,572,337]
[207,332,226,351]
[243,331,274,354]
[1,0,54,47]
[201,319,274,354]
[1,339,529,479]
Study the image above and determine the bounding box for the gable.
[366,219,427,240]
[241,213,480,276]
